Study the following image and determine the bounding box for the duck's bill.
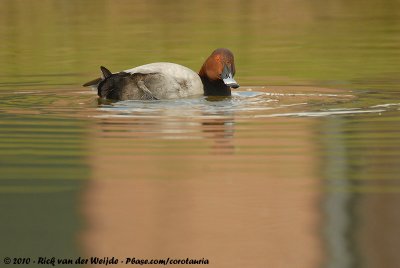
[222,65,239,88]
[223,76,240,88]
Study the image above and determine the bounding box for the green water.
[1,0,400,267]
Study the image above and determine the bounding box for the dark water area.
[1,1,400,267]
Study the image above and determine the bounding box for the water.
[1,0,400,267]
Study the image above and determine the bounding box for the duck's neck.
[200,76,231,96]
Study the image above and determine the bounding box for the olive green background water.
[1,0,400,267]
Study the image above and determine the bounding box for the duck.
[83,48,239,100]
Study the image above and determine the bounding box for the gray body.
[96,63,204,101]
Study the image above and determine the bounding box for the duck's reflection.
[81,108,323,267]
[201,116,235,155]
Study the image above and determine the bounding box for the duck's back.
[124,62,203,99]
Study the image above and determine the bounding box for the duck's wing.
[131,71,184,99]
[133,73,159,100]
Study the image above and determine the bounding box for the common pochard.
[83,48,239,100]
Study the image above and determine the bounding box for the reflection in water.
[202,117,235,155]
[81,109,323,267]
[321,115,400,268]
[0,86,399,267]
[0,114,87,259]
[323,118,356,268]
[1,0,400,266]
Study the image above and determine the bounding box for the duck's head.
[199,48,239,96]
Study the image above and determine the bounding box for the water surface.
[1,1,400,267]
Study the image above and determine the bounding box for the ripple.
[255,109,386,118]
[0,87,399,120]
[94,88,390,119]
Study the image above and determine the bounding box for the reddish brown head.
[199,48,239,96]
